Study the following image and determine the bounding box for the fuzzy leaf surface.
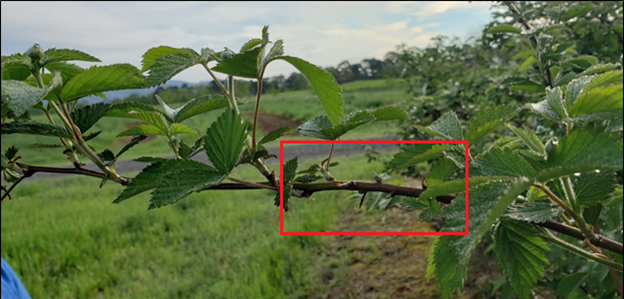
[145,52,197,87]
[415,111,462,140]
[173,94,229,123]
[385,144,447,172]
[259,126,294,145]
[1,120,71,138]
[212,47,262,78]
[493,220,550,299]
[503,202,563,223]
[1,80,48,117]
[465,105,517,145]
[70,102,110,133]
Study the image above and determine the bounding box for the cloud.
[1,2,492,83]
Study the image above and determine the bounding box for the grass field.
[1,155,398,298]
[1,79,411,166]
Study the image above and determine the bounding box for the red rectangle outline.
[280,140,469,236]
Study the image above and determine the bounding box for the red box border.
[280,140,469,236]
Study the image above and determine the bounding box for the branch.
[14,162,132,186]
[292,180,455,204]
[538,220,623,255]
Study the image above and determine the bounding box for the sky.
[1,1,495,83]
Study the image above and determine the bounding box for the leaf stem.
[252,66,267,149]
[227,176,277,191]
[541,230,623,272]
[326,143,335,171]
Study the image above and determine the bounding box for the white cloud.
[1,1,492,83]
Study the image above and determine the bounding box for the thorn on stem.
[373,171,382,184]
[359,192,367,209]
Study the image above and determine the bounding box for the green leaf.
[429,179,533,297]
[169,123,198,135]
[583,71,623,91]
[44,62,84,83]
[1,80,49,117]
[565,76,594,108]
[117,125,165,137]
[513,50,536,59]
[582,204,602,225]
[283,157,298,183]
[4,146,19,160]
[528,87,567,122]
[426,158,457,187]
[97,149,116,166]
[70,102,110,133]
[107,101,168,121]
[420,199,442,221]
[275,56,344,126]
[581,64,618,75]
[537,126,623,182]
[116,135,147,158]
[487,24,521,34]
[141,46,196,72]
[294,174,322,184]
[371,106,407,121]
[1,120,71,138]
[204,109,247,174]
[465,105,517,146]
[149,160,224,209]
[556,273,587,298]
[28,143,62,148]
[173,94,229,123]
[471,147,538,178]
[563,55,599,70]
[296,112,375,140]
[43,48,100,64]
[493,220,550,299]
[518,56,536,72]
[401,197,429,210]
[264,40,284,65]
[553,72,577,87]
[1,59,30,81]
[415,111,462,140]
[385,144,447,172]
[506,124,545,155]
[239,38,262,53]
[212,47,263,79]
[568,84,623,118]
[572,172,616,206]
[145,52,197,87]
[503,202,563,223]
[61,64,145,102]
[296,115,333,139]
[259,126,294,145]
[561,6,594,21]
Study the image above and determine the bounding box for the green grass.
[1,155,384,298]
[1,79,410,166]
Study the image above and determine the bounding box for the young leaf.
[70,102,110,133]
[264,40,284,65]
[465,105,517,145]
[149,160,224,209]
[4,146,19,160]
[537,126,623,182]
[487,24,521,34]
[145,52,197,87]
[493,220,550,299]
[572,172,616,206]
[258,126,294,145]
[283,156,298,183]
[506,124,545,155]
[419,199,442,221]
[429,235,466,299]
[116,135,147,158]
[415,111,462,140]
[117,125,166,137]
[141,46,195,72]
[107,102,169,121]
[1,80,49,117]
[471,147,538,178]
[169,123,198,136]
[1,120,72,138]
[503,202,563,223]
[97,149,116,166]
[212,47,263,79]
[61,64,145,102]
[44,61,85,83]
[173,94,229,123]
[43,48,100,64]
[204,109,247,174]
[385,144,447,172]
[561,5,594,21]
[239,38,262,53]
[583,71,622,92]
[274,56,345,126]
[426,158,457,188]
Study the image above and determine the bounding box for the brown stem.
[227,177,277,191]
[537,220,623,255]
[14,162,132,186]
[1,176,26,201]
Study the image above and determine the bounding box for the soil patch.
[243,112,302,135]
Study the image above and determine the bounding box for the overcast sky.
[1,1,494,83]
